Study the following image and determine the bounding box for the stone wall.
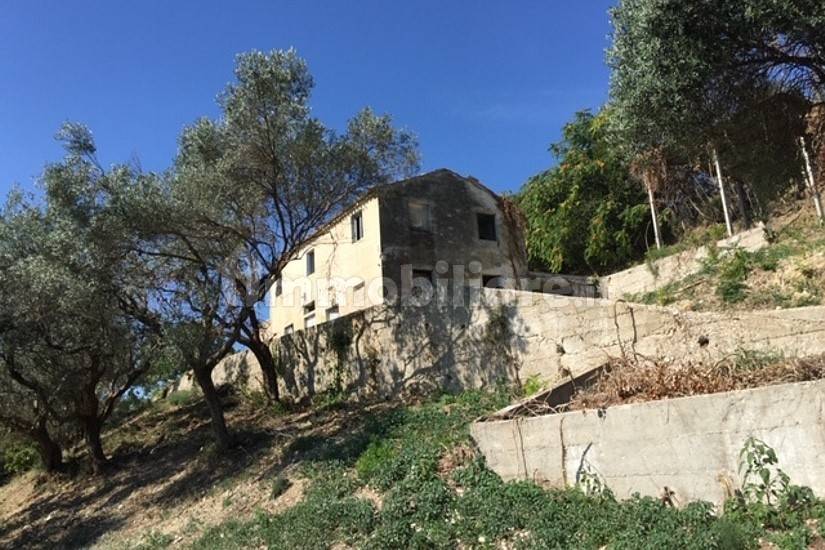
[471,378,825,506]
[177,287,825,403]
[599,224,768,299]
[175,288,525,400]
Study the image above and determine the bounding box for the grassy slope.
[4,388,822,549]
[629,208,825,311]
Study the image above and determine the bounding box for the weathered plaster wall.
[599,224,768,299]
[471,378,825,506]
[378,169,528,290]
[265,169,529,338]
[267,196,384,336]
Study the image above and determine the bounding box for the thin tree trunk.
[247,339,280,402]
[193,367,234,451]
[712,148,734,237]
[647,185,662,249]
[81,416,108,474]
[800,136,825,222]
[31,419,63,473]
[732,180,752,229]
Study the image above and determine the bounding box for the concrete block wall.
[471,378,825,506]
[599,224,768,299]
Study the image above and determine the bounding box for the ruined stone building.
[267,169,529,336]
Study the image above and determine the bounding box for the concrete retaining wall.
[599,224,768,300]
[471,378,825,506]
[176,287,825,405]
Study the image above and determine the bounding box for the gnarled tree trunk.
[732,180,752,229]
[76,380,109,474]
[31,419,63,473]
[193,366,234,451]
[247,337,280,403]
[80,416,108,474]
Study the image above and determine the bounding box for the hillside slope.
[3,388,825,549]
[630,207,825,311]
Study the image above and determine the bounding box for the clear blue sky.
[0,1,615,197]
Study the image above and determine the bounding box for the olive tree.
[0,127,161,473]
[171,49,419,402]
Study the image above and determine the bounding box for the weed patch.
[191,389,825,549]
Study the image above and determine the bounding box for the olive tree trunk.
[193,366,234,451]
[80,416,108,474]
[246,337,280,402]
[31,419,63,473]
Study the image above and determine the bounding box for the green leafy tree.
[517,110,651,274]
[609,0,823,220]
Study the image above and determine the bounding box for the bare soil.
[0,393,394,549]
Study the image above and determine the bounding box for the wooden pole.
[712,148,734,237]
[647,185,662,249]
[799,136,824,222]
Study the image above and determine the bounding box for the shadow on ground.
[0,391,399,549]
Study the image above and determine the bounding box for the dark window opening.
[477,213,497,241]
[306,250,315,275]
[327,305,340,320]
[411,269,434,299]
[412,269,433,283]
[274,278,282,297]
[409,201,432,232]
[303,301,315,315]
[482,274,504,289]
[351,211,364,241]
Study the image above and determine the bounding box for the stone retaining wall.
[176,288,825,405]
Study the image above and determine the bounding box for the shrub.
[2,442,39,476]
[270,476,291,500]
[717,249,753,303]
[166,389,197,407]
[355,440,397,481]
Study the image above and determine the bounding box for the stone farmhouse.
[267,169,532,337]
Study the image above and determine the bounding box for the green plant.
[192,391,825,549]
[125,530,174,550]
[166,389,198,407]
[270,476,291,500]
[731,349,784,372]
[312,389,347,411]
[355,440,397,481]
[739,436,790,506]
[1,443,39,475]
[520,374,544,397]
[716,249,753,303]
[577,466,613,499]
[518,109,652,275]
[328,326,353,392]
